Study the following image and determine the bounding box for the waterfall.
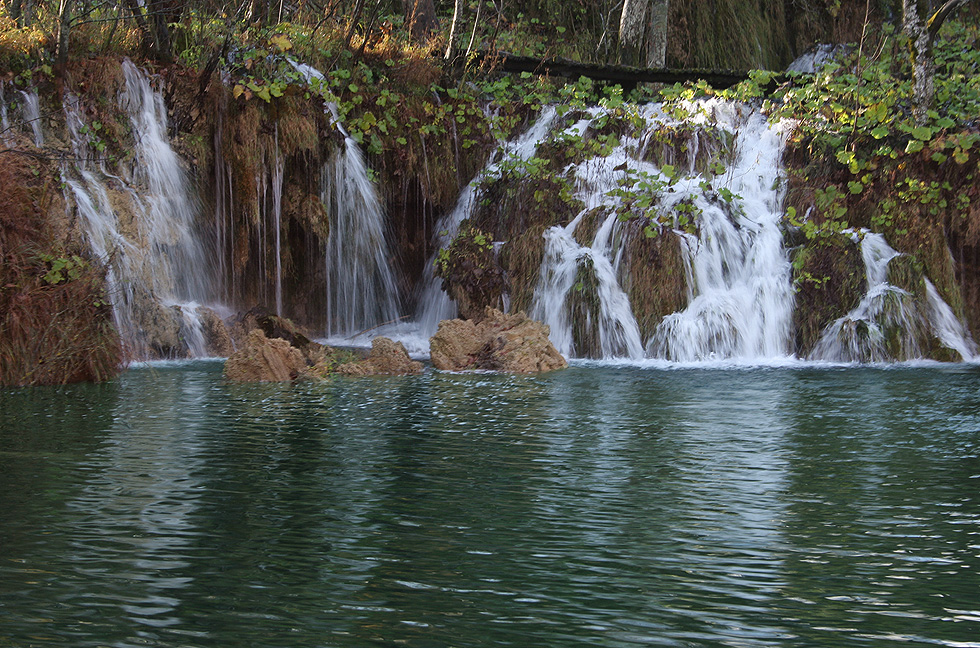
[0,84,43,146]
[286,59,402,338]
[811,233,976,362]
[321,112,401,338]
[527,100,794,361]
[415,106,559,335]
[19,89,43,147]
[648,103,794,361]
[61,60,217,359]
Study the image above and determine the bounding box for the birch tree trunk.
[903,0,935,126]
[619,0,669,68]
[903,0,972,125]
[444,0,463,60]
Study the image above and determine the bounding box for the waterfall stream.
[415,98,975,364]
[414,106,560,336]
[811,233,977,362]
[61,60,217,359]
[288,61,401,339]
[321,126,401,338]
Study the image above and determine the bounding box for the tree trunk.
[444,0,463,59]
[903,0,934,125]
[619,0,669,68]
[148,0,175,64]
[404,0,438,41]
[55,0,73,68]
[903,0,972,126]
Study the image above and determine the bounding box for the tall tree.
[444,0,462,59]
[618,0,669,68]
[903,0,973,125]
[404,0,438,41]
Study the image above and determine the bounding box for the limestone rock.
[429,308,567,373]
[337,337,423,376]
[196,306,235,357]
[224,329,306,382]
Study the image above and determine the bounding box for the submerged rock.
[224,329,306,382]
[336,337,423,376]
[429,308,567,373]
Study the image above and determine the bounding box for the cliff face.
[3,32,979,380]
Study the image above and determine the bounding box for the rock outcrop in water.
[335,337,423,376]
[429,309,567,373]
[225,329,307,382]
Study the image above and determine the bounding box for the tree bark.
[903,0,972,125]
[55,0,74,68]
[903,0,934,125]
[618,0,669,68]
[404,0,438,41]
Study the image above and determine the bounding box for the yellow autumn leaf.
[270,34,292,51]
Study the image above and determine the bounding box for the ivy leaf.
[270,34,292,51]
[910,125,934,141]
[870,126,889,140]
[905,139,925,154]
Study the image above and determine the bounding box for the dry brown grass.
[1,154,122,387]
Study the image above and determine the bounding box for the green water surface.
[1,362,979,647]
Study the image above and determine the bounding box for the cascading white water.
[811,233,976,362]
[530,124,647,359]
[61,60,218,358]
[19,89,43,147]
[528,100,794,362]
[0,82,9,142]
[286,60,402,338]
[0,84,43,146]
[648,102,794,361]
[415,106,560,336]
[321,113,401,338]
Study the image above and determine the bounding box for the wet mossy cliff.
[4,8,980,383]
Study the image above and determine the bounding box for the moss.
[499,224,548,313]
[435,225,506,321]
[565,256,603,358]
[572,207,606,247]
[886,254,926,298]
[791,233,866,357]
[617,222,689,342]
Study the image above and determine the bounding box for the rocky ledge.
[429,308,567,373]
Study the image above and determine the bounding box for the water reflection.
[1,364,979,647]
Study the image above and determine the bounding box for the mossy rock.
[886,254,926,299]
[565,256,603,358]
[792,234,866,357]
[617,222,688,342]
[499,224,548,313]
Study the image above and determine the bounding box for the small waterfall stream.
[287,60,401,338]
[321,122,401,338]
[811,233,977,362]
[61,60,217,359]
[415,106,559,335]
